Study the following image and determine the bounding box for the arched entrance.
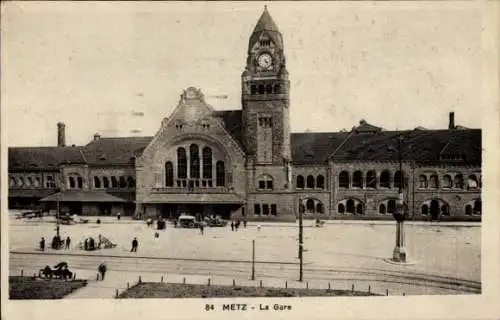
[430,199,440,220]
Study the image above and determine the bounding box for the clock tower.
[242,6,291,167]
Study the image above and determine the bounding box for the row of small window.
[68,175,136,189]
[174,179,218,189]
[254,204,278,216]
[337,170,405,189]
[296,175,325,189]
[9,176,55,188]
[250,84,282,95]
[418,173,480,189]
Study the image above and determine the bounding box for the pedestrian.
[230,221,234,231]
[243,219,247,228]
[40,237,45,251]
[65,236,71,249]
[98,234,102,248]
[98,263,107,281]
[199,224,204,235]
[131,237,138,252]
[84,238,89,251]
[154,231,159,239]
[173,219,178,228]
[235,221,239,231]
[117,212,121,221]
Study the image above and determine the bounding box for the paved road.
[10,252,481,297]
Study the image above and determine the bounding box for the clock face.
[257,53,273,69]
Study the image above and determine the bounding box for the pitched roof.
[212,110,245,151]
[8,146,86,171]
[253,6,280,33]
[291,132,349,165]
[83,136,152,165]
[249,7,283,51]
[328,129,481,165]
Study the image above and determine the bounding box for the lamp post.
[298,198,304,282]
[392,135,408,263]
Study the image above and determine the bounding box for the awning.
[142,192,244,204]
[40,190,129,203]
[8,189,54,198]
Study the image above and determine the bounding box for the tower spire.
[253,6,280,33]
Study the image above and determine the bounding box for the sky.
[2,1,488,147]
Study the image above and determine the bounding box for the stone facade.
[7,8,482,222]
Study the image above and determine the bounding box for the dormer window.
[175,120,184,131]
[201,120,210,129]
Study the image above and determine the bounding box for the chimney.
[93,133,101,142]
[57,122,66,147]
[448,112,455,130]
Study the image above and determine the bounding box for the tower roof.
[252,6,280,33]
[249,6,283,52]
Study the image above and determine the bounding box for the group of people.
[230,219,247,231]
[39,235,71,251]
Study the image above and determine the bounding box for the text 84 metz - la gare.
[219,304,292,311]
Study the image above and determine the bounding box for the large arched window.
[366,170,377,188]
[339,171,349,188]
[387,199,396,214]
[419,175,428,188]
[352,171,363,188]
[306,199,315,213]
[454,174,464,189]
[346,199,355,214]
[306,175,315,188]
[394,171,404,189]
[465,204,472,215]
[127,176,136,188]
[296,175,305,189]
[94,176,101,189]
[338,203,345,214]
[69,177,76,189]
[257,174,273,190]
[380,170,391,188]
[356,203,364,215]
[316,175,325,189]
[103,177,110,188]
[379,203,387,214]
[216,161,225,187]
[111,176,118,188]
[202,147,212,179]
[429,174,439,189]
[467,175,479,189]
[190,144,200,179]
[443,175,452,188]
[77,177,83,189]
[165,161,174,187]
[177,147,187,179]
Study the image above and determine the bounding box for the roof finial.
[264,5,268,10]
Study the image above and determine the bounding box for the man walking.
[230,221,234,231]
[98,263,107,281]
[65,236,71,249]
[130,237,138,252]
[40,237,45,251]
[199,224,204,235]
